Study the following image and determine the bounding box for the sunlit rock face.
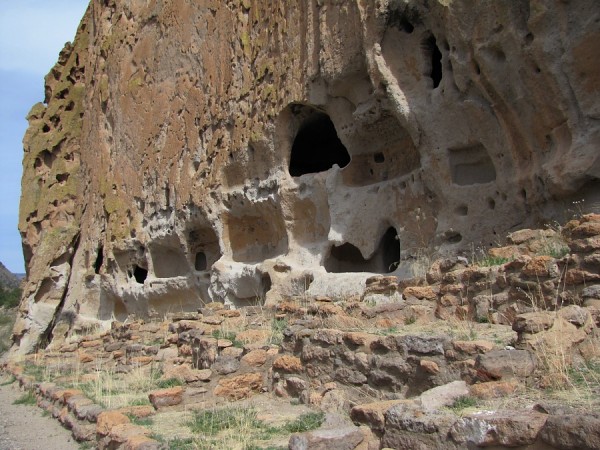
[14,0,600,353]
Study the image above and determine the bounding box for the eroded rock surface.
[14,0,600,353]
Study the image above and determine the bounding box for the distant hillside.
[0,262,20,290]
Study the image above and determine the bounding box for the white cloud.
[0,1,89,75]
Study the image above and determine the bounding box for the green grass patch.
[189,407,263,435]
[155,377,184,389]
[282,411,325,433]
[22,363,45,381]
[13,390,37,405]
[568,360,600,389]
[479,256,510,267]
[269,318,288,345]
[128,397,152,406]
[0,375,15,386]
[378,326,399,336]
[448,395,477,412]
[212,329,244,348]
[246,446,287,450]
[186,407,324,448]
[164,437,196,450]
[127,415,153,426]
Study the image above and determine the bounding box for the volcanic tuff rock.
[14,0,600,352]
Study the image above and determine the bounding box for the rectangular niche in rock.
[448,143,496,186]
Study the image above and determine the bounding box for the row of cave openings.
[92,224,402,287]
[89,30,447,284]
[91,223,221,286]
[94,227,400,284]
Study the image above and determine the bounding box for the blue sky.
[0,0,89,273]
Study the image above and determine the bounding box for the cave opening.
[289,110,350,177]
[325,226,400,274]
[94,244,104,274]
[133,265,148,284]
[425,35,442,88]
[261,273,272,300]
[188,224,220,271]
[150,244,189,278]
[195,251,207,271]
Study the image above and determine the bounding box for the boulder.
[475,349,536,380]
[540,414,600,450]
[148,386,184,409]
[213,373,263,400]
[289,426,364,450]
[450,410,548,447]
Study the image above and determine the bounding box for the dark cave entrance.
[424,35,442,88]
[133,265,148,284]
[289,110,350,177]
[94,244,104,274]
[325,227,401,273]
[195,251,207,271]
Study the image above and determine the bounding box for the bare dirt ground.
[0,377,79,450]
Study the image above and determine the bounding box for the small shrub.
[269,318,288,345]
[404,316,416,325]
[547,245,569,259]
[449,395,477,412]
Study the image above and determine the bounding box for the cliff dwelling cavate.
[288,108,351,177]
[448,143,497,186]
[194,251,207,271]
[325,227,400,273]
[187,224,220,272]
[132,265,147,284]
[93,244,104,274]
[150,244,188,278]
[424,35,443,88]
[9,1,600,448]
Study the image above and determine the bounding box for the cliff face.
[14,0,600,353]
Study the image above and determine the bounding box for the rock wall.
[15,0,600,353]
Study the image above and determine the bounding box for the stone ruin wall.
[13,0,600,353]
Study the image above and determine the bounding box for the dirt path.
[0,379,80,450]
